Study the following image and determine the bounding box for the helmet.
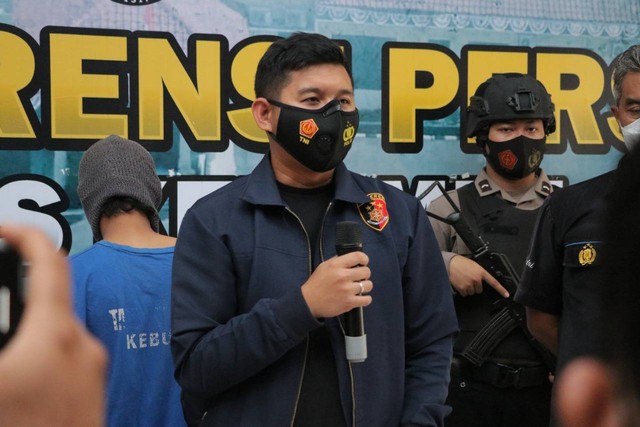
[466,73,556,138]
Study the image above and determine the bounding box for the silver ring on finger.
[358,281,364,295]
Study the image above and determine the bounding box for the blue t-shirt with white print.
[71,240,186,427]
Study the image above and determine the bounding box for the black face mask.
[267,99,359,172]
[483,135,546,180]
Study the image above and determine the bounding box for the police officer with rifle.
[427,73,556,427]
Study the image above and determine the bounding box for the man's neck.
[485,164,538,194]
[100,211,175,248]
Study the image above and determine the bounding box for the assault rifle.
[420,181,556,371]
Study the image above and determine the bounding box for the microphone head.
[335,221,363,248]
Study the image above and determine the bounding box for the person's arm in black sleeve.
[515,197,563,355]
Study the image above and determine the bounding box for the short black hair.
[101,196,156,223]
[254,32,353,100]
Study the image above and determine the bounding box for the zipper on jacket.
[286,206,313,427]
[287,202,357,427]
[289,337,310,427]
[318,202,357,427]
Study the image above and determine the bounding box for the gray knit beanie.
[77,135,162,241]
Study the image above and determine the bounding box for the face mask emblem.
[268,99,360,172]
[485,135,546,180]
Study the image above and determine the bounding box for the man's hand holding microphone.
[300,221,371,362]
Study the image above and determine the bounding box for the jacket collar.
[241,153,370,206]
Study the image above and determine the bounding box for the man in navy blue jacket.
[171,32,457,427]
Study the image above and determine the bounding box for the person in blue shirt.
[71,134,186,427]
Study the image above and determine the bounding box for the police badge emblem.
[358,193,389,231]
[528,149,542,169]
[578,243,596,266]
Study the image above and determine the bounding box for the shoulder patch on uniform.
[478,179,492,193]
[578,243,597,266]
[357,193,389,231]
[541,181,551,194]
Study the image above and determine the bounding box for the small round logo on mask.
[528,149,542,169]
[498,150,518,170]
[299,119,319,141]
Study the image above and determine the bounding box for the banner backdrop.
[0,0,637,253]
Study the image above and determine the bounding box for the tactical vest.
[453,183,542,363]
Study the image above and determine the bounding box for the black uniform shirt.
[515,171,614,371]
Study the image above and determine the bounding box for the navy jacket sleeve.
[170,206,319,400]
[401,201,458,426]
